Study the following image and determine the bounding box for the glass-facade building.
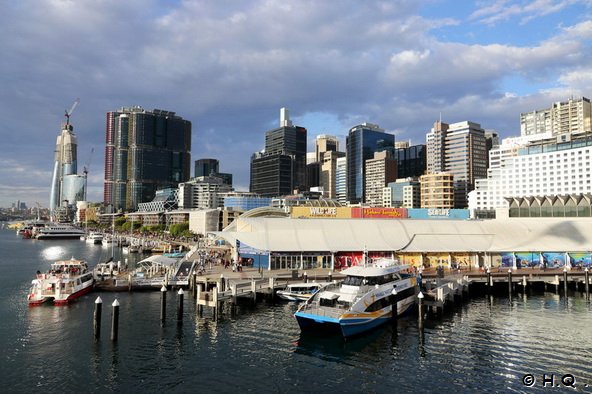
[396,144,426,179]
[104,107,191,211]
[250,109,307,197]
[346,123,395,204]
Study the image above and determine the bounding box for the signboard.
[351,207,408,219]
[291,206,353,218]
[569,253,592,268]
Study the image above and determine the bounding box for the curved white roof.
[213,217,592,253]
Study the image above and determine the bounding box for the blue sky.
[0,0,591,208]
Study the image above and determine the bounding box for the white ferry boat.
[86,232,103,244]
[34,224,85,240]
[27,258,94,305]
[277,282,333,302]
[294,258,418,337]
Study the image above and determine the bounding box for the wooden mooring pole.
[94,296,103,341]
[585,268,590,299]
[111,299,120,342]
[177,288,184,324]
[160,285,167,324]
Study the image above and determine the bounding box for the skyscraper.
[250,108,307,196]
[194,158,219,177]
[426,120,487,208]
[395,144,426,179]
[346,123,395,204]
[49,117,85,214]
[364,151,397,207]
[103,106,191,211]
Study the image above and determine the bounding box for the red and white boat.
[28,258,94,305]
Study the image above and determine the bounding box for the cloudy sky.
[1,0,591,208]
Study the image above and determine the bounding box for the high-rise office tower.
[103,106,192,211]
[346,123,395,204]
[395,143,426,179]
[194,158,219,177]
[250,108,307,196]
[364,151,397,207]
[335,157,347,205]
[426,120,487,208]
[194,158,233,186]
[49,116,85,214]
[315,134,339,162]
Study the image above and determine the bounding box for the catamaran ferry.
[28,258,94,305]
[294,258,418,337]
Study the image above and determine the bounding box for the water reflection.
[41,245,67,261]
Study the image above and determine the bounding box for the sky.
[1,0,591,208]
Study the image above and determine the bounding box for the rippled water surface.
[1,227,591,393]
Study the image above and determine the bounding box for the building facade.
[178,176,232,210]
[420,173,454,209]
[520,97,592,137]
[395,144,426,179]
[335,157,347,205]
[364,151,397,207]
[250,108,307,196]
[49,119,86,214]
[426,120,488,208]
[320,150,346,199]
[194,158,233,186]
[384,178,421,208]
[194,158,219,177]
[103,106,192,212]
[346,123,395,204]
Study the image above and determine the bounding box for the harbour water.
[1,226,592,393]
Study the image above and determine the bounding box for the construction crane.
[64,98,80,126]
[83,147,94,176]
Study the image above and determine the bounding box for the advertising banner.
[351,207,408,219]
[568,253,592,268]
[542,252,566,269]
[501,252,514,267]
[515,252,540,268]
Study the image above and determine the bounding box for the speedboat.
[294,258,418,337]
[277,282,333,302]
[27,258,94,305]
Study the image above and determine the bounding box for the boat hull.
[53,283,94,305]
[295,296,415,338]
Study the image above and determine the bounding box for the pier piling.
[486,269,491,293]
[94,296,103,341]
[177,288,184,324]
[391,288,398,325]
[417,292,424,324]
[160,285,167,324]
[328,271,332,282]
[585,268,590,299]
[563,268,568,297]
[111,299,120,342]
[508,269,513,295]
[303,272,308,283]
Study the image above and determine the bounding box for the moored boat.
[27,258,94,305]
[34,224,85,240]
[294,258,418,337]
[86,232,103,244]
[277,281,333,302]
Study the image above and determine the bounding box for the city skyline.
[1,0,591,207]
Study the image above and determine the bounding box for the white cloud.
[0,0,590,207]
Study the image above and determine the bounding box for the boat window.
[320,298,336,307]
[343,276,363,286]
[365,297,391,312]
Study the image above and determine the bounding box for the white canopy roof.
[138,255,179,267]
[212,217,592,253]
